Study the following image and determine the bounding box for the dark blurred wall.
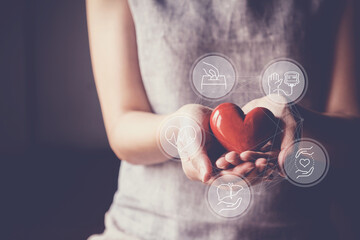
[32,0,108,149]
[1,1,109,151]
[0,1,119,239]
[0,0,28,153]
[1,0,358,240]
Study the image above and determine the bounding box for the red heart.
[210,103,277,153]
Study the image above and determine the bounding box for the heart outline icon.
[299,158,311,168]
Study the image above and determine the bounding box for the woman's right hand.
[174,104,216,183]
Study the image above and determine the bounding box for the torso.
[105,1,344,239]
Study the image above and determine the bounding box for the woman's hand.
[214,95,298,183]
[241,95,299,175]
[215,150,278,184]
[174,100,294,184]
[174,104,217,183]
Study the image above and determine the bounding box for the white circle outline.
[205,173,253,219]
[259,58,308,105]
[283,138,330,187]
[157,114,205,161]
[190,53,237,101]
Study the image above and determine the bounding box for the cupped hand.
[215,151,278,182]
[174,95,299,184]
[242,95,300,175]
[175,102,289,185]
[175,104,219,183]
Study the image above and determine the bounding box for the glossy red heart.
[210,103,277,153]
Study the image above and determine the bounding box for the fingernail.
[240,152,247,159]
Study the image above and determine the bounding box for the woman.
[86,0,359,239]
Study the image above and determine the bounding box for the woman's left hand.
[214,95,299,181]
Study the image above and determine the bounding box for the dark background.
[1,0,119,239]
[1,0,360,240]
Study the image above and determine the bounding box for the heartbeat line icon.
[165,126,197,151]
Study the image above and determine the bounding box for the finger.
[254,158,268,174]
[215,156,232,169]
[259,141,274,152]
[277,130,296,177]
[222,162,255,177]
[249,158,267,184]
[224,151,242,165]
[240,151,278,162]
[181,149,212,183]
[194,150,213,183]
[247,159,276,185]
[247,163,275,185]
[277,150,287,177]
[245,166,261,185]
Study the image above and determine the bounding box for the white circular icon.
[283,138,329,187]
[191,54,236,99]
[261,59,307,104]
[158,115,204,160]
[206,174,252,218]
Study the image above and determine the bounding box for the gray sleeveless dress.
[89,0,344,239]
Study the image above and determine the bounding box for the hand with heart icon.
[294,146,315,178]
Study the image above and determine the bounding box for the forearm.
[298,105,360,168]
[109,111,171,165]
[86,0,169,165]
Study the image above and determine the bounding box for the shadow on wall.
[1,1,119,239]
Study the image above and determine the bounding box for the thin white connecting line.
[191,73,305,191]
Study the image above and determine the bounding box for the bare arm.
[85,0,274,183]
[86,0,167,164]
[86,0,223,183]
[239,0,359,183]
[301,2,359,237]
[299,0,359,168]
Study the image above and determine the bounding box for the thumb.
[192,149,213,183]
